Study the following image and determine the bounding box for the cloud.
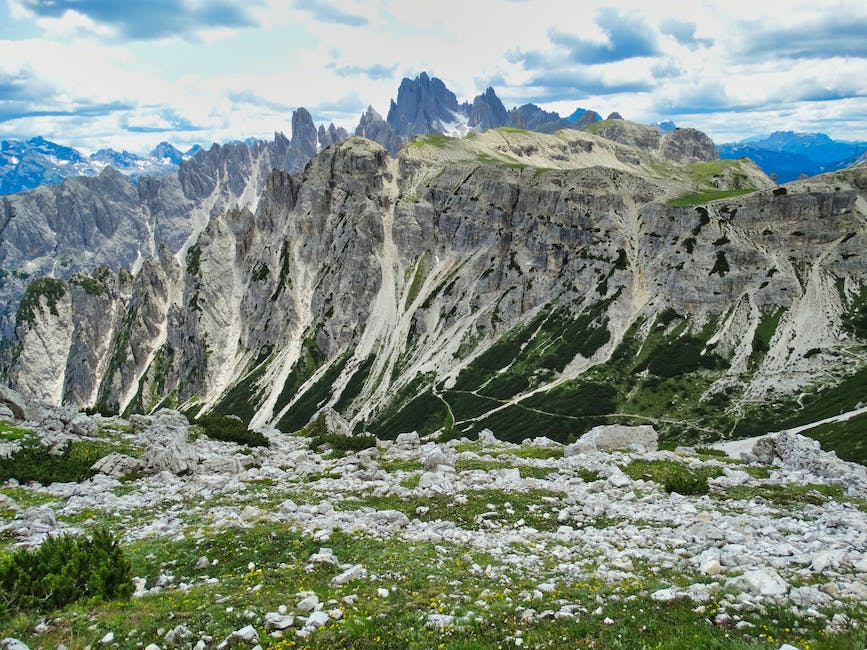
[228,90,295,114]
[330,63,396,80]
[122,107,205,133]
[10,0,263,40]
[525,69,654,99]
[293,0,367,26]
[737,14,867,59]
[659,18,712,49]
[550,9,659,65]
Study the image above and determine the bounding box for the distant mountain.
[720,131,867,183]
[356,73,603,154]
[0,109,348,336]
[717,143,825,183]
[744,131,865,164]
[0,137,201,195]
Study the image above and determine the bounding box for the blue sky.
[1,0,865,154]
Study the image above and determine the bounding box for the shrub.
[0,529,133,613]
[303,415,376,455]
[624,459,723,496]
[196,414,269,447]
[0,441,108,485]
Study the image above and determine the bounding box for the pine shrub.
[0,529,133,613]
[196,414,269,447]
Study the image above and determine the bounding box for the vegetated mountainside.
[0,109,347,335]
[5,124,867,459]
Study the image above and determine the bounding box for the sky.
[1,0,866,154]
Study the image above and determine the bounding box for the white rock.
[651,588,679,602]
[565,425,658,455]
[395,432,420,449]
[264,613,295,630]
[742,569,788,597]
[99,632,114,645]
[1,639,30,650]
[304,611,329,629]
[231,625,259,643]
[144,644,160,650]
[330,564,367,586]
[811,550,847,573]
[296,594,319,612]
[195,556,210,570]
[700,559,723,576]
[377,588,389,598]
[607,469,632,488]
[308,548,339,566]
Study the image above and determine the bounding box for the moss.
[668,188,755,207]
[16,277,67,325]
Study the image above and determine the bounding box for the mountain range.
[719,131,867,183]
[0,137,200,195]
[5,122,866,462]
[1,72,866,464]
[6,74,866,199]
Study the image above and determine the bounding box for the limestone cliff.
[5,128,866,450]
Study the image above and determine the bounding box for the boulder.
[565,425,658,456]
[741,568,788,597]
[91,453,144,478]
[143,440,198,475]
[0,385,36,421]
[69,413,97,437]
[395,431,421,449]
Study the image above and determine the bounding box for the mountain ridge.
[6,128,865,463]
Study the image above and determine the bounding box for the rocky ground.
[1,401,866,649]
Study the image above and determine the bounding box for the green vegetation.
[709,250,730,277]
[3,522,858,650]
[0,529,132,614]
[667,188,756,207]
[339,487,564,531]
[0,440,122,485]
[0,421,32,441]
[196,414,269,447]
[407,133,455,148]
[404,256,429,311]
[302,414,376,456]
[750,308,783,366]
[333,354,376,415]
[185,244,201,276]
[366,376,450,439]
[276,353,350,433]
[69,273,106,296]
[16,277,67,325]
[209,357,270,425]
[624,459,724,496]
[719,482,845,507]
[271,336,327,419]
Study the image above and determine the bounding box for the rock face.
[4,127,866,455]
[0,110,347,336]
[358,73,603,153]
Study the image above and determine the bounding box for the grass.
[454,458,556,480]
[667,188,756,207]
[1,522,863,649]
[337,488,565,531]
[719,483,846,507]
[0,421,33,441]
[623,459,724,495]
